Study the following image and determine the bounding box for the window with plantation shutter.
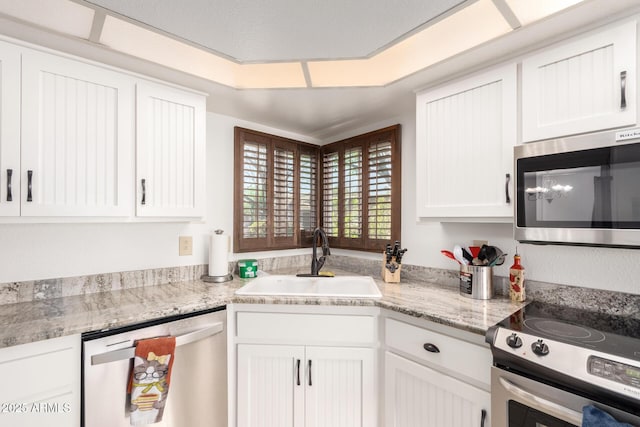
[344,145,363,239]
[241,139,268,241]
[322,151,340,238]
[273,146,295,238]
[321,125,401,251]
[300,149,318,244]
[234,125,399,253]
[368,140,393,240]
[234,127,318,252]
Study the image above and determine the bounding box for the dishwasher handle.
[90,321,224,366]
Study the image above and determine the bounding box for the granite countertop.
[0,266,526,348]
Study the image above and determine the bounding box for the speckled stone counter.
[0,264,526,348]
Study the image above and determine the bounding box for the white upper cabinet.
[416,63,517,219]
[135,81,206,217]
[522,20,637,142]
[21,50,134,216]
[0,41,21,217]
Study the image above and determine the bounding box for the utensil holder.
[459,265,493,299]
[381,252,401,283]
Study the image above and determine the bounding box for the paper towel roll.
[209,231,230,277]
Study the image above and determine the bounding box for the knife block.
[381,252,402,283]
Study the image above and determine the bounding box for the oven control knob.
[532,339,549,356]
[506,333,523,349]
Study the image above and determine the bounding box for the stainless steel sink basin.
[235,275,382,298]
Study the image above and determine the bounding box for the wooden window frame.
[233,125,401,253]
[234,127,320,252]
[320,125,401,251]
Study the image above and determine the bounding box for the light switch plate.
[473,240,488,247]
[179,236,193,256]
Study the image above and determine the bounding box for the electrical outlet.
[473,240,488,247]
[179,236,193,256]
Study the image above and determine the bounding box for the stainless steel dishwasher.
[82,307,227,427]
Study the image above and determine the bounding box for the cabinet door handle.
[505,173,511,204]
[423,343,440,353]
[620,71,627,109]
[480,409,487,427]
[27,170,33,202]
[296,359,301,386]
[141,179,146,205]
[308,360,312,386]
[6,169,12,202]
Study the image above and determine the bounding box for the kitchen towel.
[209,230,230,277]
[128,336,176,425]
[582,405,633,427]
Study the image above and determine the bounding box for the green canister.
[237,259,259,278]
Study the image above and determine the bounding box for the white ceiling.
[0,0,639,141]
[84,0,467,62]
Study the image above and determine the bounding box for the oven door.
[491,367,640,427]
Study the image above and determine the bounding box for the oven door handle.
[90,322,224,366]
[498,377,583,425]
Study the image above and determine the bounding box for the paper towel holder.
[201,273,233,283]
[201,229,233,283]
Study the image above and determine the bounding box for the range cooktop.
[494,301,640,361]
[486,301,640,405]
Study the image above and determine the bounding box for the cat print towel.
[128,336,176,425]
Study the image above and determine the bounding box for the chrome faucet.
[297,227,331,277]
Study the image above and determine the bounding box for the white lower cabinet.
[237,344,304,427]
[237,344,375,427]
[384,317,491,427]
[0,334,80,427]
[231,305,378,427]
[385,352,490,427]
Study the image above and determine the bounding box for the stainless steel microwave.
[514,129,640,248]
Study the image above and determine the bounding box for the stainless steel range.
[486,302,640,426]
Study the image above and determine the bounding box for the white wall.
[0,112,311,283]
[2,109,640,296]
[328,112,640,296]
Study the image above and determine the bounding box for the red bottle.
[509,252,525,302]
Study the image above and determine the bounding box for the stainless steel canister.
[459,265,493,299]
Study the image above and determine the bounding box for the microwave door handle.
[505,173,511,204]
[498,377,582,425]
[90,321,223,366]
[620,71,627,110]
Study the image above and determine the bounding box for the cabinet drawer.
[0,334,80,404]
[385,318,491,385]
[237,312,375,344]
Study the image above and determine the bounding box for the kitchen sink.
[235,275,382,298]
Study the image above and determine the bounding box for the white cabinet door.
[0,41,20,216]
[522,20,637,142]
[237,344,305,427]
[237,344,375,427]
[305,346,375,427]
[0,334,81,427]
[385,352,490,427]
[21,50,134,217]
[416,63,516,219]
[136,81,206,217]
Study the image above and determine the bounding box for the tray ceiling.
[84,0,466,62]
